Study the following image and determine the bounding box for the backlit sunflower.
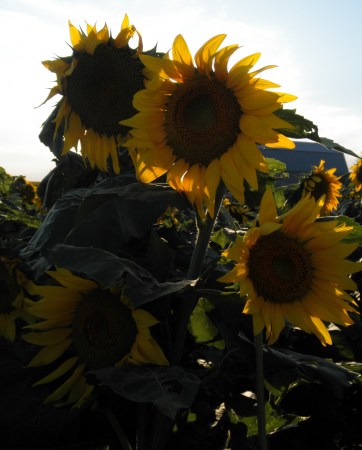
[0,257,30,341]
[41,14,146,173]
[302,160,342,215]
[121,34,296,217]
[219,190,360,345]
[349,158,362,192]
[24,268,168,406]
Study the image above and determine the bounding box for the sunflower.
[0,257,30,341]
[41,14,146,173]
[302,160,342,215]
[219,190,360,345]
[349,158,362,192]
[121,34,296,217]
[24,268,168,406]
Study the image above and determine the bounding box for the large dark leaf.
[44,244,194,306]
[90,365,200,420]
[21,188,87,257]
[64,182,189,253]
[263,345,358,399]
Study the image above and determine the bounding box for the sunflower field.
[1,14,362,450]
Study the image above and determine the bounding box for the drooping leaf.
[21,188,87,258]
[263,345,358,399]
[231,398,308,437]
[64,182,189,253]
[274,108,320,141]
[44,244,194,306]
[319,137,360,159]
[90,365,201,420]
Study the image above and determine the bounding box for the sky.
[1,0,361,181]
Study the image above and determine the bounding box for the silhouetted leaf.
[274,109,320,140]
[91,365,200,420]
[44,244,195,306]
[64,182,189,253]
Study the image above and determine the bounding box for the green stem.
[187,182,225,279]
[150,182,226,450]
[104,408,134,450]
[172,182,225,365]
[255,331,268,450]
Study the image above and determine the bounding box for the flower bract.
[219,190,360,345]
[24,268,168,406]
[121,34,296,217]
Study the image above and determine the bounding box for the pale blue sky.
[1,0,361,180]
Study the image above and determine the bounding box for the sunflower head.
[121,33,296,218]
[219,190,360,346]
[24,268,168,406]
[40,14,147,174]
[349,158,362,192]
[302,160,342,215]
[9,176,39,207]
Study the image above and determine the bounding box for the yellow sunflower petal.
[23,328,72,346]
[44,363,85,404]
[47,268,98,292]
[203,158,221,218]
[133,309,159,329]
[267,303,286,344]
[140,54,182,81]
[259,189,277,224]
[130,335,169,366]
[214,44,239,81]
[194,34,226,75]
[167,159,190,191]
[27,338,72,367]
[68,21,83,49]
[33,357,79,386]
[172,34,194,79]
[252,312,265,336]
[0,314,16,341]
[66,377,94,407]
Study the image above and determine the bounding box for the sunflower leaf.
[319,137,360,159]
[44,244,195,306]
[274,108,320,141]
[263,345,358,399]
[21,188,87,258]
[334,215,362,244]
[64,182,189,253]
[189,298,220,345]
[89,365,201,420]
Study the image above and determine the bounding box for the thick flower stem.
[172,182,225,365]
[104,408,134,450]
[150,183,226,450]
[255,331,268,450]
[188,181,226,279]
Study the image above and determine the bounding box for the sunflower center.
[304,175,329,201]
[71,290,137,369]
[165,75,242,166]
[248,231,313,304]
[65,43,144,137]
